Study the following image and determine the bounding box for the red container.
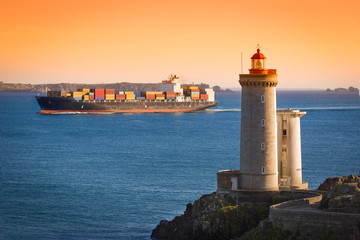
[190,89,200,93]
[89,95,95,100]
[155,94,165,98]
[116,94,126,100]
[105,89,115,94]
[166,94,176,97]
[191,96,200,100]
[146,94,155,100]
[200,94,208,100]
[95,89,105,98]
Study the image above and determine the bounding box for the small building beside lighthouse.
[217,47,308,192]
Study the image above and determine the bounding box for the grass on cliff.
[210,204,269,237]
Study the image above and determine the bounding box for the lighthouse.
[216,47,308,192]
[238,48,279,190]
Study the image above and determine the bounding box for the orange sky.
[0,0,359,89]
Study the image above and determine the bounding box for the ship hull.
[36,96,218,114]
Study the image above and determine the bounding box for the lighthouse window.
[261,95,265,103]
[261,119,265,127]
[261,143,265,150]
[283,129,287,136]
[261,166,265,174]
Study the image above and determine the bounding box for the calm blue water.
[0,91,359,239]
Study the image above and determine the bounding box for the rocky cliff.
[151,193,270,240]
[152,175,360,240]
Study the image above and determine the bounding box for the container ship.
[36,75,218,114]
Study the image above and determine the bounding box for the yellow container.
[156,97,165,100]
[126,95,136,100]
[82,89,90,94]
[125,91,134,94]
[73,91,83,97]
[105,94,115,100]
[189,86,199,90]
[84,95,90,100]
[66,93,72,96]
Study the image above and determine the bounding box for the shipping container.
[145,94,156,100]
[83,95,90,100]
[89,95,95,100]
[82,89,90,94]
[95,89,105,98]
[136,97,146,100]
[105,94,115,100]
[190,89,200,93]
[191,96,200,100]
[126,95,136,100]
[89,92,94,95]
[165,92,176,98]
[66,93,72,97]
[116,94,126,100]
[200,94,209,100]
[95,97,104,100]
[74,97,83,101]
[125,91,134,94]
[73,91,83,98]
[105,89,115,94]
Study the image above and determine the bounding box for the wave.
[279,106,360,111]
[205,108,241,112]
[207,106,359,113]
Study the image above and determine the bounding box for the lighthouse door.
[231,178,238,190]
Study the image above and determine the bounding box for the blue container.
[95,97,104,100]
[74,97,83,101]
[136,97,146,100]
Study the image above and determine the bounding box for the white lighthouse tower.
[238,48,279,190]
[216,46,308,192]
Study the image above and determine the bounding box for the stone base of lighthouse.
[217,170,307,193]
[217,170,279,193]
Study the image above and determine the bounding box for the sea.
[0,90,359,239]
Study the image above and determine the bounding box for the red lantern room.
[251,48,266,70]
[249,48,277,75]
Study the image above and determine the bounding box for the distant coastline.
[0,81,232,93]
[326,86,359,94]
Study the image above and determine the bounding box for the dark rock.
[319,175,360,212]
[151,192,269,240]
[317,175,360,192]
